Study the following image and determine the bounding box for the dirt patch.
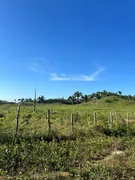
[124,119,135,124]
[90,150,125,163]
[58,172,70,177]
[103,150,124,161]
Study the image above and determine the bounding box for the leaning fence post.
[71,113,74,134]
[94,112,97,127]
[15,102,21,136]
[47,109,51,132]
[110,112,113,129]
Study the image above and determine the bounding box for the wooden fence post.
[15,102,21,136]
[88,116,91,126]
[114,112,117,121]
[47,109,51,132]
[71,113,74,134]
[127,113,129,125]
[33,89,36,112]
[86,113,89,126]
[94,112,97,127]
[110,112,113,129]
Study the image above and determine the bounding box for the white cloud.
[51,73,70,80]
[50,67,105,81]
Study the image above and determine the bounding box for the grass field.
[1,96,135,179]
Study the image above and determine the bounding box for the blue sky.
[1,0,135,101]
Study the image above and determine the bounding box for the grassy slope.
[0,97,135,179]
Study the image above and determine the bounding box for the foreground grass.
[1,129,135,179]
[1,98,135,179]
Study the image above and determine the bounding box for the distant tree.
[37,95,45,103]
[128,95,132,101]
[96,92,102,99]
[83,95,88,103]
[89,94,93,100]
[68,96,75,104]
[133,95,135,101]
[73,91,83,103]
[118,91,122,96]
[73,91,82,99]
[18,98,24,103]
[24,98,33,102]
[102,90,108,97]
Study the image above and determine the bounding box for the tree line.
[12,90,135,105]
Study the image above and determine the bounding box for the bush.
[0,114,5,118]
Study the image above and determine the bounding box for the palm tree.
[18,98,24,103]
[37,95,45,103]
[73,91,83,103]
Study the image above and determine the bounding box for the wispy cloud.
[28,57,51,74]
[29,62,45,73]
[50,67,105,81]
